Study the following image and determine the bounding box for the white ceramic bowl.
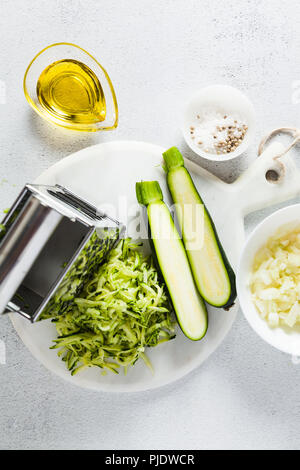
[237,204,300,356]
[182,85,255,162]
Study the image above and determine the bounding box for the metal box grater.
[0,184,123,322]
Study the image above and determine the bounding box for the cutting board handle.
[230,141,300,216]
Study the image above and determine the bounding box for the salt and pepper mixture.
[189,109,248,155]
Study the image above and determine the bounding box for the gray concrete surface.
[0,0,300,450]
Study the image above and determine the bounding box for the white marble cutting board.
[8,140,300,392]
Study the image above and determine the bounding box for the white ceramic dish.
[182,85,255,162]
[9,140,239,392]
[237,204,300,356]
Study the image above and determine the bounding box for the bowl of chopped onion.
[237,203,300,356]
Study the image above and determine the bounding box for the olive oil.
[36,59,106,126]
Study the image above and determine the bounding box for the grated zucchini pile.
[51,238,175,375]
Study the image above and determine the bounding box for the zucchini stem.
[136,181,163,206]
[163,147,184,171]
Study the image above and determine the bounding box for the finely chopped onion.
[250,224,300,328]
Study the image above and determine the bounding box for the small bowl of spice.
[182,85,255,161]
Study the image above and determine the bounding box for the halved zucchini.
[136,180,207,341]
[163,147,236,308]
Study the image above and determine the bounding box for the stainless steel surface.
[0,195,62,316]
[23,222,93,322]
[27,184,120,226]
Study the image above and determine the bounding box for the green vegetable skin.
[163,147,236,308]
[136,181,207,341]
